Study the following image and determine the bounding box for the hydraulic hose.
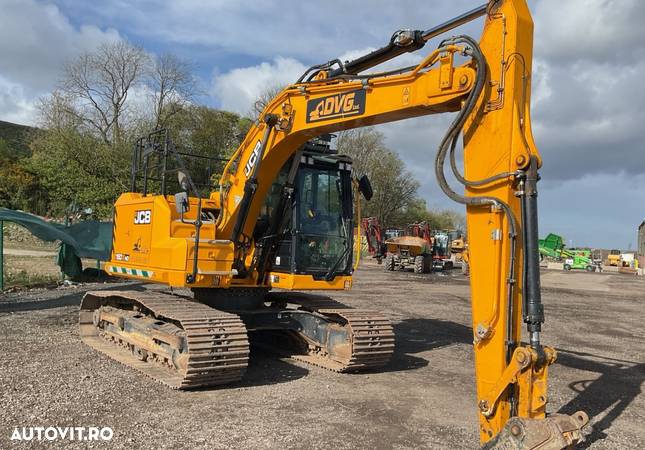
[449,135,517,187]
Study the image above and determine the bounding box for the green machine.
[561,248,599,272]
[538,233,565,260]
[538,233,601,272]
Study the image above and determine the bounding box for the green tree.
[335,127,465,231]
[29,38,247,218]
[165,105,252,189]
[0,135,46,213]
[0,138,10,161]
[336,128,419,226]
[27,129,130,217]
[389,198,464,230]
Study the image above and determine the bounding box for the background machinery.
[78,1,587,447]
[538,233,602,271]
[607,248,621,266]
[361,217,386,263]
[449,230,469,274]
[562,249,600,272]
[538,232,565,261]
[383,223,455,273]
[430,229,458,270]
[383,222,434,273]
[384,228,404,240]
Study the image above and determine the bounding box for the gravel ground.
[0,263,643,449]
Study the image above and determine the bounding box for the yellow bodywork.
[608,251,620,266]
[104,0,573,444]
[106,193,352,291]
[385,236,432,257]
[450,237,467,262]
[107,193,234,288]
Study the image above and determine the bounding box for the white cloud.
[338,48,377,64]
[211,57,306,115]
[527,0,645,198]
[210,46,426,116]
[90,0,477,60]
[0,75,38,124]
[533,0,645,64]
[0,0,120,125]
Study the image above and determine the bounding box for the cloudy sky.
[1,0,643,249]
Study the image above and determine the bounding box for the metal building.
[638,220,645,256]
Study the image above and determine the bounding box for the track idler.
[483,411,589,449]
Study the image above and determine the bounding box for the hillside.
[0,120,36,159]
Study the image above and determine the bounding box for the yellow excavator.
[79,0,588,447]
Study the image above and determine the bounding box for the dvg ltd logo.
[306,90,366,123]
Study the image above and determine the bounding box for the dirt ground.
[1,245,100,289]
[0,261,643,449]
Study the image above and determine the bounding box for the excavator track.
[291,309,395,372]
[265,292,395,372]
[79,290,249,389]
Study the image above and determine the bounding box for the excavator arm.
[214,0,588,447]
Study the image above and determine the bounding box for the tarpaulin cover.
[0,208,113,277]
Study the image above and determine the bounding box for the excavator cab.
[260,137,356,281]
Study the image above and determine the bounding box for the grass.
[0,250,106,291]
[1,255,61,291]
[2,223,59,251]
[3,269,60,289]
[3,241,58,252]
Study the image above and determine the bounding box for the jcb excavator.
[79,0,588,447]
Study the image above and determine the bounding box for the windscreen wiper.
[323,218,351,281]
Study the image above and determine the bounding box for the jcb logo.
[134,210,151,224]
[306,90,366,123]
[244,140,262,177]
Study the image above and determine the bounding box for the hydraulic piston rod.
[328,3,487,76]
[422,4,488,41]
[520,156,544,348]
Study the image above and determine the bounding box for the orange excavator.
[361,216,386,263]
[78,1,588,447]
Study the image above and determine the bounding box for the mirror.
[358,175,373,201]
[174,191,189,214]
[177,170,190,192]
